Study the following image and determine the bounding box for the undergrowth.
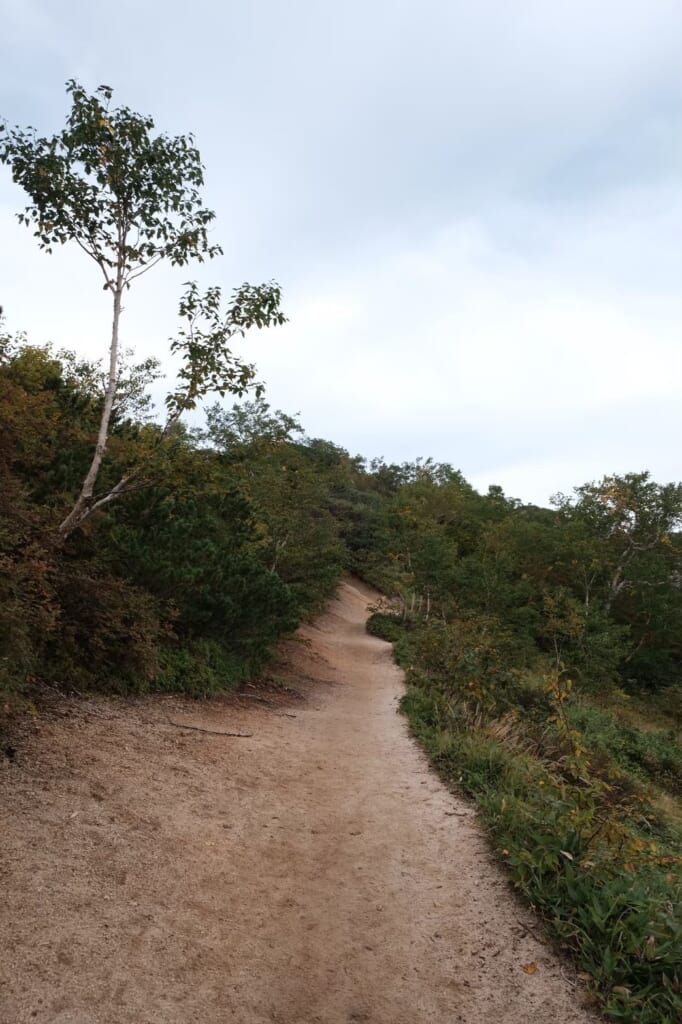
[368,611,682,1024]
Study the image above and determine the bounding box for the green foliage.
[0,338,349,708]
[566,704,682,795]
[406,615,528,709]
[354,464,682,695]
[165,281,286,419]
[0,79,218,268]
[366,611,403,643]
[153,639,256,696]
[1,82,287,537]
[46,563,163,692]
[398,677,682,1023]
[204,399,348,615]
[376,591,682,1021]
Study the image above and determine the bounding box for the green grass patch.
[567,703,682,795]
[380,617,682,1024]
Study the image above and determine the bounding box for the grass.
[368,612,682,1024]
[565,703,682,793]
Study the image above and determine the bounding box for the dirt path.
[1,579,600,1024]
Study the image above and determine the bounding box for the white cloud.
[1,0,679,505]
[249,186,681,500]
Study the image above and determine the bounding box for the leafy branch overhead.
[166,281,287,420]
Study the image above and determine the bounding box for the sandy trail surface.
[1,579,600,1024]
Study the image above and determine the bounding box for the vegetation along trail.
[1,580,600,1024]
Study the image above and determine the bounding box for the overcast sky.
[1,0,680,505]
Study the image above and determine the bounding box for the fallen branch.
[166,718,252,738]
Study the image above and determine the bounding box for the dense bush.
[365,611,404,643]
[0,344,352,710]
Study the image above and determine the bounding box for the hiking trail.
[1,579,599,1023]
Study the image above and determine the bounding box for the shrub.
[388,618,682,1023]
[366,611,404,643]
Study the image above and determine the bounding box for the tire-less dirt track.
[1,579,601,1024]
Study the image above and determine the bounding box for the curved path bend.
[1,579,599,1023]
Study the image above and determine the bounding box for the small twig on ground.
[165,719,252,738]
[516,919,543,943]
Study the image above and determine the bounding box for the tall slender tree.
[1,81,286,537]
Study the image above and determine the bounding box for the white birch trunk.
[58,282,123,538]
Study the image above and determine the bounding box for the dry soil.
[0,579,602,1024]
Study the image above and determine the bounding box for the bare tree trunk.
[59,283,123,538]
[604,534,660,614]
[269,535,289,574]
[605,547,633,614]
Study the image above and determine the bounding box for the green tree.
[553,473,682,611]
[1,81,285,536]
[551,474,682,686]
[204,401,345,611]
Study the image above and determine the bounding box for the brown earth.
[0,579,602,1024]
